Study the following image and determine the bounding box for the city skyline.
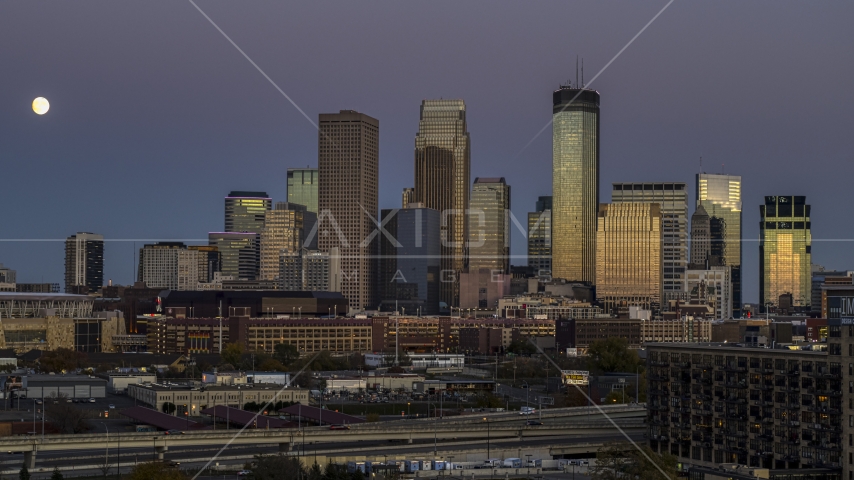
[2,2,853,305]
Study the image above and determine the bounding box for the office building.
[690,204,712,267]
[259,203,315,283]
[811,269,852,315]
[552,85,599,283]
[138,242,199,290]
[377,207,442,315]
[612,183,688,302]
[640,317,712,344]
[279,248,341,292]
[157,290,348,319]
[188,245,221,284]
[413,99,471,308]
[556,318,642,353]
[208,232,259,281]
[286,168,318,214]
[595,203,663,313]
[459,268,511,309]
[224,191,271,233]
[0,264,16,284]
[401,188,415,208]
[318,110,379,312]
[64,232,104,293]
[647,343,840,474]
[684,266,733,320]
[697,173,742,317]
[760,196,812,311]
[468,177,510,273]
[527,196,552,277]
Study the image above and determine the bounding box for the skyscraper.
[552,86,599,283]
[224,191,271,233]
[259,203,315,283]
[138,242,199,290]
[208,232,259,281]
[760,196,812,311]
[468,177,510,273]
[612,183,688,302]
[690,204,711,267]
[64,232,104,293]
[595,203,662,313]
[188,245,221,284]
[696,173,742,317]
[414,99,470,308]
[527,196,552,276]
[318,110,379,312]
[401,188,415,208]
[279,248,341,293]
[287,168,318,214]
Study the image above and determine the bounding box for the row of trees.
[589,442,678,479]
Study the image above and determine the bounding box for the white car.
[108,404,115,409]
[89,398,96,403]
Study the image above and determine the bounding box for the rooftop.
[0,292,92,301]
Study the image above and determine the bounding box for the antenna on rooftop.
[582,58,585,87]
[576,56,579,88]
[699,156,703,173]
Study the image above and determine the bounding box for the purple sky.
[2,1,853,303]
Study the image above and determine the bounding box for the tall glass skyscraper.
[468,177,510,273]
[552,86,599,283]
[224,191,271,233]
[612,183,688,302]
[696,173,742,317]
[414,99,470,308]
[527,196,552,276]
[760,196,812,310]
[208,232,259,281]
[287,168,318,214]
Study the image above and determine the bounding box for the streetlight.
[407,402,410,417]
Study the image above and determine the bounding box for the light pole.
[523,381,529,408]
[429,402,438,455]
[407,402,410,418]
[100,422,109,479]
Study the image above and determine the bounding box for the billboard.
[561,370,589,385]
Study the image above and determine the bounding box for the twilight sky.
[2,1,853,304]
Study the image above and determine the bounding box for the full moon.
[32,97,50,115]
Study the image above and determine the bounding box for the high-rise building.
[527,196,552,276]
[552,86,599,283]
[259,203,316,283]
[760,196,812,311]
[188,245,221,284]
[401,188,415,208]
[696,173,742,317]
[224,191,271,233]
[64,232,104,293]
[208,232,259,281]
[690,204,711,267]
[414,99,470,308]
[595,203,662,313]
[684,265,733,320]
[286,168,318,215]
[612,183,688,302]
[468,177,510,273]
[318,110,379,312]
[279,248,341,292]
[376,207,442,314]
[0,264,16,284]
[138,242,199,290]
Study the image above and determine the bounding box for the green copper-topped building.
[552,86,599,283]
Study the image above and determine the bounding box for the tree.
[50,467,64,480]
[18,465,29,480]
[258,358,287,372]
[365,413,380,423]
[162,402,177,414]
[45,401,88,434]
[308,463,323,480]
[127,462,188,480]
[586,337,641,374]
[322,463,351,480]
[38,348,88,373]
[506,340,537,356]
[589,442,677,480]
[250,455,305,480]
[274,343,300,366]
[474,393,503,409]
[603,390,633,405]
[221,343,245,367]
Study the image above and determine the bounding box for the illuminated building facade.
[552,86,599,283]
[286,168,318,214]
[595,203,663,313]
[612,182,688,302]
[318,110,379,312]
[414,99,470,308]
[208,232,259,281]
[696,173,742,317]
[138,242,199,290]
[259,203,315,283]
[760,195,811,311]
[468,177,510,273]
[224,191,271,234]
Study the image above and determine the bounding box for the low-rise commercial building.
[106,372,157,393]
[127,383,308,415]
[555,318,641,354]
[22,374,107,399]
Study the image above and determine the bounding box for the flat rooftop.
[132,383,304,392]
[645,342,827,355]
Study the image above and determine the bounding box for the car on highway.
[329,424,350,430]
[519,406,535,415]
[108,404,115,409]
[525,420,543,426]
[88,398,96,403]
[165,429,185,435]
[35,400,42,405]
[237,471,251,478]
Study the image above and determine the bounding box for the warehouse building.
[22,374,107,399]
